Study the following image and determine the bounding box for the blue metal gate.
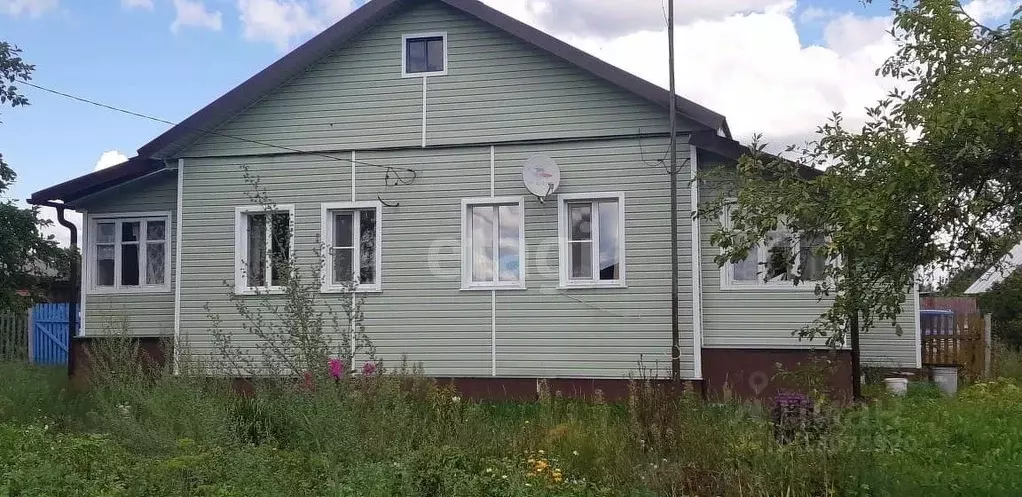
[31,303,74,365]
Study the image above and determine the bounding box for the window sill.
[321,285,382,294]
[235,287,287,296]
[460,284,526,292]
[401,70,447,78]
[88,286,171,296]
[720,282,819,292]
[559,280,627,290]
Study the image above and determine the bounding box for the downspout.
[35,201,78,376]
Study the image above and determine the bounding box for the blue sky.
[0,0,955,208]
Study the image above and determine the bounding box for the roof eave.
[27,157,167,206]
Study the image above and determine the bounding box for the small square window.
[402,33,446,77]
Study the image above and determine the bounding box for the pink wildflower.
[329,358,344,379]
[302,371,316,391]
[361,361,377,376]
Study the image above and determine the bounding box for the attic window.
[402,33,447,77]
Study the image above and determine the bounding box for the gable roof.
[29,0,729,205]
[964,242,1022,294]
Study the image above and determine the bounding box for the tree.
[0,41,65,313]
[699,0,1021,396]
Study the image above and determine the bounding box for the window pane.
[333,248,354,284]
[568,204,592,241]
[359,210,377,284]
[333,212,354,248]
[426,38,444,72]
[97,223,116,244]
[799,235,826,281]
[497,205,520,282]
[470,206,495,282]
[121,244,140,286]
[569,241,593,279]
[598,200,620,280]
[732,250,759,281]
[764,232,794,282]
[406,39,426,73]
[97,244,115,287]
[270,213,291,286]
[122,222,140,243]
[146,220,166,241]
[146,243,165,285]
[247,214,267,287]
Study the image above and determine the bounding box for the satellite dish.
[522,154,561,203]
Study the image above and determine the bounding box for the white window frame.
[320,201,383,293]
[234,205,296,295]
[401,32,448,78]
[719,204,821,292]
[86,211,172,295]
[557,192,627,289]
[460,196,526,291]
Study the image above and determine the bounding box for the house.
[28,0,920,398]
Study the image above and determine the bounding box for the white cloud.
[94,150,129,171]
[479,0,899,150]
[0,0,59,17]
[511,0,782,38]
[237,0,356,50]
[171,0,223,33]
[962,0,1019,23]
[798,6,834,24]
[121,0,154,10]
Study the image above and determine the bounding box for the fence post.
[26,307,34,365]
[984,313,992,378]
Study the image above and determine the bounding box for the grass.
[1,356,1022,496]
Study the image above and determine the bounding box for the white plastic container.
[933,366,959,396]
[884,377,909,396]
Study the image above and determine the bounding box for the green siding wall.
[179,138,695,378]
[181,2,691,157]
[76,172,177,338]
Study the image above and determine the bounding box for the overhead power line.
[18,80,419,182]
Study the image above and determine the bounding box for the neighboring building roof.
[29,0,729,206]
[964,242,1022,294]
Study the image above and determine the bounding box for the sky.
[0,0,1018,245]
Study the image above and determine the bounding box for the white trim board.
[913,284,922,369]
[78,209,88,337]
[689,146,704,379]
[174,159,184,375]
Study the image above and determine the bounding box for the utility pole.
[668,0,681,383]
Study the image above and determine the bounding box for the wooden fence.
[0,312,29,362]
[920,312,990,380]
